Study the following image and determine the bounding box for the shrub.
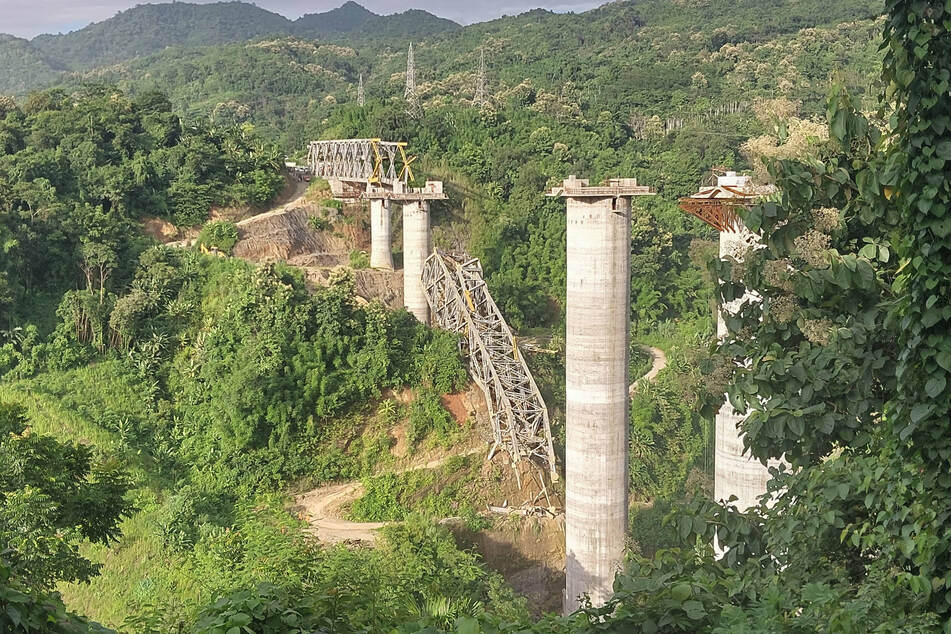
[197,220,239,254]
[408,389,456,447]
[349,249,370,269]
[417,332,468,393]
[189,583,355,633]
[309,215,332,232]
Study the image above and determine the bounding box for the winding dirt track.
[295,446,486,545]
[630,345,668,395]
[236,178,310,228]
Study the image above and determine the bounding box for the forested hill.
[42,0,884,154]
[1,0,883,98]
[0,35,63,95]
[31,2,291,70]
[0,1,458,87]
[294,1,458,38]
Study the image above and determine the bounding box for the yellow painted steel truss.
[308,138,416,186]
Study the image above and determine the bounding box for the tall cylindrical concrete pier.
[564,193,631,612]
[715,225,773,512]
[402,200,431,324]
[370,198,394,270]
[551,176,653,614]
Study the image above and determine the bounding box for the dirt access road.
[294,445,486,544]
[631,345,667,395]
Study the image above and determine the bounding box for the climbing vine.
[880,0,951,613]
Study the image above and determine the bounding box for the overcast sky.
[1,0,605,39]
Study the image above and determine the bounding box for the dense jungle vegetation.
[5,0,951,632]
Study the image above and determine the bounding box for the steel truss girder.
[307,139,411,186]
[422,251,557,477]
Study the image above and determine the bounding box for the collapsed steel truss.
[422,250,557,478]
[307,139,414,186]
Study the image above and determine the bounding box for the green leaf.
[830,108,848,142]
[456,616,480,634]
[788,417,804,437]
[936,350,951,372]
[670,582,692,602]
[678,515,692,540]
[936,140,951,160]
[911,404,933,424]
[682,600,706,620]
[926,375,947,398]
[231,613,252,627]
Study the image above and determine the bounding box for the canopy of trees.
[0,86,283,330]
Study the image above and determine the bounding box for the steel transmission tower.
[405,43,422,118]
[357,73,365,107]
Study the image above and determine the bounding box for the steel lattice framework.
[422,250,557,478]
[308,139,415,186]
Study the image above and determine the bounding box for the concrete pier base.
[370,199,394,270]
[402,200,431,324]
[564,193,631,612]
[715,402,772,511]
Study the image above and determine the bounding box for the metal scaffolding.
[422,250,557,478]
[307,139,414,186]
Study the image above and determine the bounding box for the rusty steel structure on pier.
[421,250,557,478]
[307,138,415,186]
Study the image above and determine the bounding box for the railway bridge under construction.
[308,138,556,479]
[308,139,766,617]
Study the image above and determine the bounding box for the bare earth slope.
[232,182,404,308]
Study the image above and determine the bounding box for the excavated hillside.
[232,188,405,308]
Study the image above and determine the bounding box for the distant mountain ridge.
[0,0,885,100]
[0,1,458,87]
[295,1,378,35]
[0,34,64,94]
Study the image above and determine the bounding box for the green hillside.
[294,1,459,38]
[0,34,62,95]
[293,0,378,34]
[0,0,458,90]
[63,0,884,155]
[31,2,292,71]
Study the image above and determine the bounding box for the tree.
[0,403,134,590]
[79,240,117,306]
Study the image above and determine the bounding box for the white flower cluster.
[800,318,832,346]
[793,229,831,269]
[770,294,799,323]
[812,207,842,233]
[764,258,794,291]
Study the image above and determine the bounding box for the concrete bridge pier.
[402,200,431,324]
[715,221,775,513]
[365,181,445,325]
[370,198,394,270]
[548,176,655,614]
